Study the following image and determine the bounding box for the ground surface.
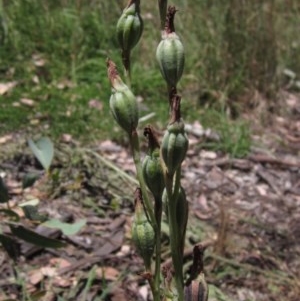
[0,92,299,301]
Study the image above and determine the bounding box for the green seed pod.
[107,59,139,134]
[142,126,165,199]
[161,119,188,176]
[116,0,143,52]
[109,86,139,134]
[131,188,155,270]
[175,187,188,239]
[142,151,164,200]
[162,186,188,230]
[156,6,184,87]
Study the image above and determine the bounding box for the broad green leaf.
[42,219,86,236]
[0,177,9,203]
[28,137,54,171]
[22,172,40,189]
[10,225,66,248]
[0,233,20,260]
[20,205,48,222]
[0,209,20,221]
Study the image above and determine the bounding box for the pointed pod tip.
[106,58,119,84]
[143,125,160,151]
[164,5,178,33]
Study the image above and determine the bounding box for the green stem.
[174,167,187,261]
[148,276,160,301]
[158,0,168,31]
[154,196,162,300]
[165,171,184,301]
[129,130,156,230]
[122,50,131,87]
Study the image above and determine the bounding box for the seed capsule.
[142,152,164,200]
[175,187,188,241]
[107,59,139,134]
[161,94,188,176]
[116,0,143,52]
[156,6,185,87]
[131,188,155,270]
[161,120,188,176]
[142,126,165,199]
[162,186,188,231]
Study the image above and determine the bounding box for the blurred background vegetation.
[0,0,299,156]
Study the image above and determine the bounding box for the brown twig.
[248,154,300,168]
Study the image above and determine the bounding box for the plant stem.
[122,50,131,87]
[158,0,168,31]
[154,196,162,300]
[165,171,184,301]
[129,130,155,229]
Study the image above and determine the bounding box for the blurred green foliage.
[0,0,299,156]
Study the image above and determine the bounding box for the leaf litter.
[0,94,299,300]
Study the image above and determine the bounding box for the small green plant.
[200,110,251,158]
[0,137,86,262]
[28,137,54,172]
[107,1,208,300]
[0,175,66,260]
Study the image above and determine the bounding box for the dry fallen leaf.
[88,99,103,111]
[61,134,73,143]
[0,81,17,95]
[0,134,13,144]
[49,257,71,269]
[200,150,217,160]
[96,266,119,281]
[20,98,35,107]
[111,288,128,301]
[28,269,44,285]
[12,102,21,107]
[41,267,57,277]
[53,276,72,288]
[56,79,75,89]
[32,54,46,67]
[139,285,149,301]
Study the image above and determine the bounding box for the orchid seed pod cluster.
[109,1,210,300]
[107,59,139,135]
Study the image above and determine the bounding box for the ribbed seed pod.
[131,188,155,270]
[107,59,139,134]
[116,0,143,52]
[156,6,185,87]
[142,149,164,199]
[156,32,184,87]
[109,86,139,134]
[161,119,188,176]
[175,187,188,240]
[162,186,188,230]
[142,126,164,199]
